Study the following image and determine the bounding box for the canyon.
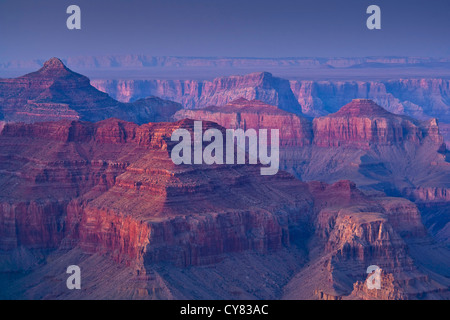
[175,98,449,199]
[175,98,450,256]
[91,72,450,149]
[0,118,449,299]
[0,58,449,300]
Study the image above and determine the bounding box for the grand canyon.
[0,58,449,300]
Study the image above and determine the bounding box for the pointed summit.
[333,99,390,118]
[34,57,74,77]
[42,57,67,71]
[18,57,83,81]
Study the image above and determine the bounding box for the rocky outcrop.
[288,78,450,122]
[174,98,313,147]
[405,187,450,202]
[0,58,182,124]
[90,73,450,151]
[69,157,314,267]
[173,98,314,178]
[0,201,67,251]
[304,100,450,203]
[289,80,404,117]
[312,99,433,148]
[0,118,313,268]
[349,271,409,300]
[283,187,450,300]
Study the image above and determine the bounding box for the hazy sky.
[0,0,449,62]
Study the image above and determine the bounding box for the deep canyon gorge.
[0,58,449,300]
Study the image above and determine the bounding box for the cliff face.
[91,73,450,150]
[328,210,447,300]
[0,118,313,268]
[283,181,450,300]
[194,72,301,114]
[1,118,449,299]
[312,99,434,148]
[289,78,450,123]
[91,74,450,124]
[92,72,302,114]
[173,98,449,202]
[174,98,313,147]
[0,58,182,124]
[173,99,314,181]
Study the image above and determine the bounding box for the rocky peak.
[312,99,432,148]
[333,99,390,118]
[42,57,67,71]
[0,60,181,124]
[28,57,79,79]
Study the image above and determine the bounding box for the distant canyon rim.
[3,55,450,80]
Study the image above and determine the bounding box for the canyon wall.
[1,60,450,300]
[94,72,301,114]
[91,74,450,125]
[0,118,313,268]
[174,99,449,201]
[0,117,449,299]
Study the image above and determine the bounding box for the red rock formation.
[173,99,449,205]
[313,99,429,148]
[0,118,314,268]
[349,271,409,300]
[70,159,313,266]
[0,116,449,298]
[173,98,314,178]
[174,98,312,147]
[0,201,67,251]
[0,105,449,299]
[300,99,450,206]
[283,182,450,300]
[0,58,182,124]
[90,72,450,150]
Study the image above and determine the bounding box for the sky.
[0,0,449,62]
